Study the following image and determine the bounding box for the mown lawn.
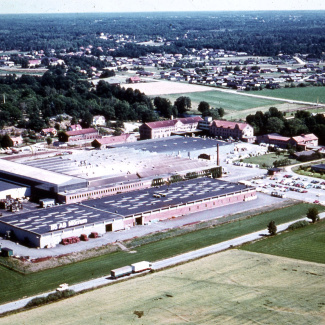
[261,86,325,104]
[0,203,323,304]
[242,153,299,168]
[240,218,325,264]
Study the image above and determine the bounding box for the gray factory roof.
[0,178,253,235]
[114,136,230,154]
[0,204,118,235]
[82,178,249,216]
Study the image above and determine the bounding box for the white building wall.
[0,187,30,200]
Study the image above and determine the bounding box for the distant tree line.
[1,12,325,57]
[246,107,325,144]
[0,66,158,132]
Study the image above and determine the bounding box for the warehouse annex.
[0,178,256,248]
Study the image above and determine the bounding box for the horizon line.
[1,9,325,15]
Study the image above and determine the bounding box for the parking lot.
[252,171,325,204]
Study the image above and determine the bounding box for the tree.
[218,107,225,118]
[81,111,93,128]
[198,101,210,115]
[46,137,52,146]
[58,131,69,142]
[0,134,13,148]
[153,97,172,118]
[267,220,277,236]
[265,117,285,134]
[306,207,320,223]
[174,96,191,116]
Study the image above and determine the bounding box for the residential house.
[256,133,291,148]
[92,115,106,126]
[67,124,82,131]
[10,136,23,147]
[65,128,99,142]
[127,76,141,83]
[290,134,318,149]
[41,128,57,137]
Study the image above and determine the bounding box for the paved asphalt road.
[1,213,324,315]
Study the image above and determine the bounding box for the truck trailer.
[111,266,133,278]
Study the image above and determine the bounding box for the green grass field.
[2,250,325,324]
[242,153,299,168]
[0,203,323,305]
[261,87,325,104]
[162,90,281,112]
[241,219,325,264]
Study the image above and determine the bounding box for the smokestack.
[217,144,220,166]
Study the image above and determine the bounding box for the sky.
[1,0,325,14]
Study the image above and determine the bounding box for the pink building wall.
[126,189,256,226]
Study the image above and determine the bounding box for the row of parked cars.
[267,174,324,204]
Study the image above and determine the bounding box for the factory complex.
[0,135,258,248]
[0,178,256,248]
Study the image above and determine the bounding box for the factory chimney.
[217,144,220,166]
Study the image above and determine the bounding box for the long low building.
[0,178,256,248]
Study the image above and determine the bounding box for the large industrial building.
[0,178,256,248]
[0,136,232,204]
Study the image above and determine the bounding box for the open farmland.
[119,80,216,96]
[241,219,325,264]
[261,87,325,104]
[163,90,280,111]
[160,89,290,120]
[1,250,325,324]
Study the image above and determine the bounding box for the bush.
[267,220,277,236]
[25,290,76,308]
[287,220,309,231]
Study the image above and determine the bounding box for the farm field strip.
[1,250,324,324]
[260,87,325,104]
[161,89,281,111]
[119,80,216,96]
[241,218,325,264]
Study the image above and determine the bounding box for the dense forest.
[1,11,325,57]
[0,67,158,131]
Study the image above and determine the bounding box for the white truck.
[111,261,152,279]
[131,261,152,273]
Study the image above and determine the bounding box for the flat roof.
[23,146,215,185]
[81,178,249,216]
[0,159,83,187]
[114,136,230,154]
[0,204,118,235]
[0,178,253,235]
